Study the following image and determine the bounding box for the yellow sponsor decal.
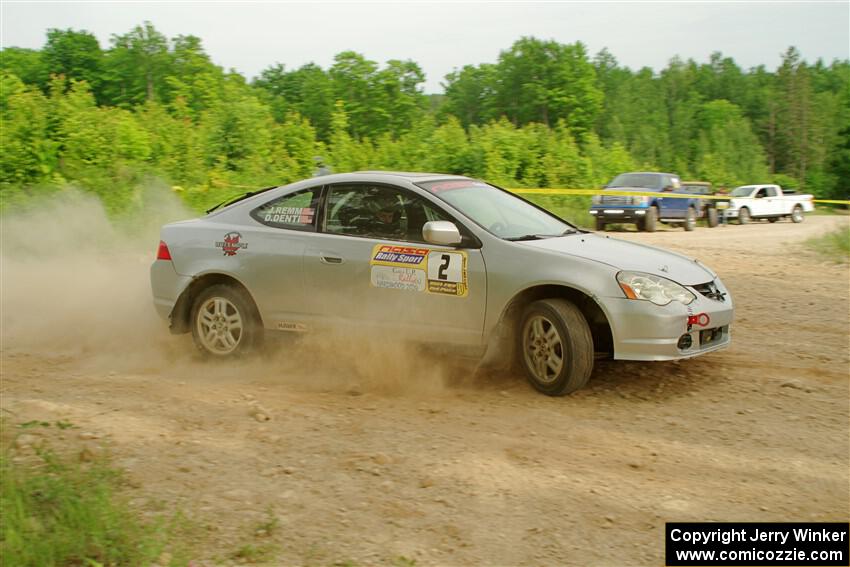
[369,244,468,297]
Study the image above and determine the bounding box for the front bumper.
[605,281,734,361]
[590,206,649,223]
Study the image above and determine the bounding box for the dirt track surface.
[2,212,849,566]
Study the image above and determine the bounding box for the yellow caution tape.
[171,182,849,206]
[509,187,850,205]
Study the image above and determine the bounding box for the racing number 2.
[438,254,450,280]
[427,251,464,284]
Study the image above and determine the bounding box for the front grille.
[600,195,632,206]
[693,281,726,302]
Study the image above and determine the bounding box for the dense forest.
[1,22,848,216]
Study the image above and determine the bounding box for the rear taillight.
[156,240,172,261]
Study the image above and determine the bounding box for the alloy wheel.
[522,315,565,384]
[196,297,243,355]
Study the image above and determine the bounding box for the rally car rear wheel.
[518,299,593,396]
[191,284,261,357]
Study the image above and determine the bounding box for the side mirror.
[422,221,462,246]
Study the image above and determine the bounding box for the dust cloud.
[0,185,456,396]
[1,184,193,366]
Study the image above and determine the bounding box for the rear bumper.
[150,260,191,320]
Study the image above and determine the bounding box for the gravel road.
[2,211,848,566]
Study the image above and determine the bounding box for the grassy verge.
[1,434,181,566]
[805,228,850,263]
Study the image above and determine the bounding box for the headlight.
[591,195,601,204]
[631,195,648,205]
[616,271,695,306]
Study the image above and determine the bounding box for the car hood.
[522,233,716,285]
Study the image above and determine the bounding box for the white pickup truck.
[724,184,814,224]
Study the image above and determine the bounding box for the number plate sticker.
[426,251,468,297]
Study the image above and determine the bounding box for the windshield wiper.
[505,234,553,241]
[561,228,581,235]
[205,186,277,214]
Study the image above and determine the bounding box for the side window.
[767,186,779,197]
[324,184,450,242]
[251,187,321,231]
[755,188,767,198]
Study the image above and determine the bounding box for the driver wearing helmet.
[369,194,404,239]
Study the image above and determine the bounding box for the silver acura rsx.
[150,172,733,396]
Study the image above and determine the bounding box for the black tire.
[643,206,658,232]
[791,205,804,223]
[738,207,751,225]
[684,206,696,231]
[517,299,594,396]
[190,284,263,358]
[768,217,778,223]
[595,218,606,231]
[706,207,719,228]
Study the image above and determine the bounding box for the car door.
[764,186,782,215]
[302,182,487,346]
[238,185,324,330]
[752,187,772,216]
[658,174,687,219]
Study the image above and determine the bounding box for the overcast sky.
[1,1,848,93]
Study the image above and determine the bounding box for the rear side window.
[251,187,321,231]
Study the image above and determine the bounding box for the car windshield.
[606,173,664,190]
[416,179,574,240]
[681,184,710,195]
[730,186,754,197]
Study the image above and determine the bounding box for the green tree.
[162,35,225,117]
[0,73,57,185]
[427,116,471,173]
[693,100,767,186]
[42,28,104,98]
[0,48,49,91]
[254,63,335,140]
[102,21,170,106]
[494,37,602,134]
[441,64,499,128]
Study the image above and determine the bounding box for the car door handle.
[319,253,344,265]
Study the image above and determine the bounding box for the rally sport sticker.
[369,244,468,297]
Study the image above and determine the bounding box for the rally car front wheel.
[190,284,262,357]
[518,299,594,396]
